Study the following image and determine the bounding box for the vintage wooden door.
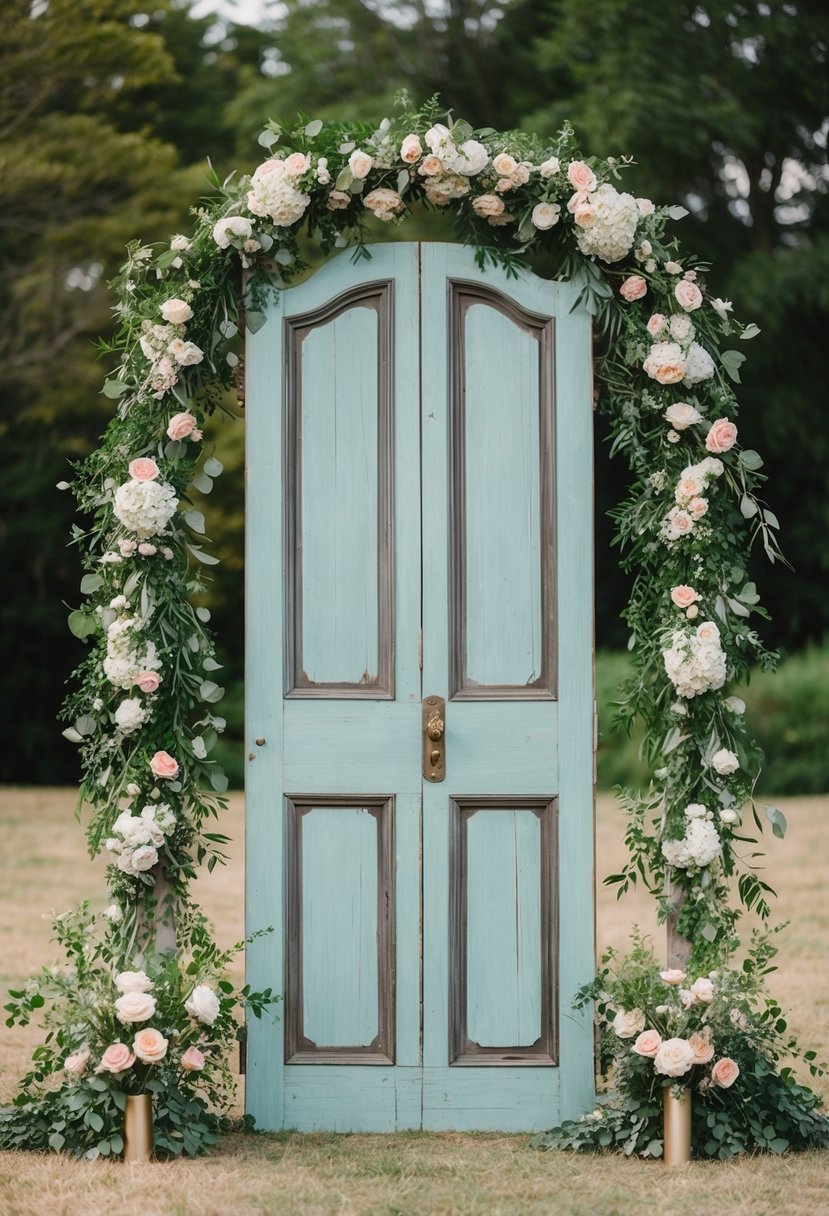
[245,242,595,1132]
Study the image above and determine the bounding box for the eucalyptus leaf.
[75,715,97,737]
[184,510,206,534]
[202,657,222,671]
[196,606,211,623]
[397,169,410,194]
[666,205,689,220]
[164,440,186,461]
[199,680,225,703]
[740,495,758,518]
[765,804,787,839]
[244,310,266,334]
[191,473,214,495]
[192,735,207,760]
[209,768,229,793]
[274,248,292,266]
[102,379,128,399]
[720,349,746,383]
[226,352,239,368]
[335,167,354,190]
[61,728,84,744]
[304,118,323,138]
[338,141,355,154]
[726,596,751,618]
[739,449,764,471]
[257,129,279,149]
[80,573,103,595]
[203,457,223,477]
[740,322,761,340]
[188,545,220,566]
[763,510,780,529]
[219,319,238,339]
[67,610,97,640]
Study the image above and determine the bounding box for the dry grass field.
[1,787,827,1216]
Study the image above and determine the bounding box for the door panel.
[246,243,594,1133]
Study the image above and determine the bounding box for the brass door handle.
[423,696,445,782]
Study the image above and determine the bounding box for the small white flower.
[539,156,561,178]
[711,297,733,319]
[185,984,220,1025]
[723,696,746,714]
[711,748,739,776]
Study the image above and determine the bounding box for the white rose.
[531,202,561,230]
[636,197,655,216]
[115,970,154,994]
[492,152,518,177]
[112,811,152,847]
[131,845,159,872]
[539,156,560,178]
[690,977,715,1003]
[64,1047,91,1076]
[664,403,703,431]
[114,697,146,735]
[170,235,191,253]
[160,298,193,326]
[103,903,122,923]
[348,149,373,179]
[115,991,156,1023]
[452,139,489,176]
[612,1007,646,1038]
[213,215,253,248]
[185,984,220,1025]
[654,1037,695,1077]
[720,808,739,825]
[684,803,708,819]
[711,748,739,775]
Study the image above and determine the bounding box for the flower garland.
[1,94,822,1158]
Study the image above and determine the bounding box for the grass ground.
[0,788,827,1216]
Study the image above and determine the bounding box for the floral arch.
[2,96,826,1162]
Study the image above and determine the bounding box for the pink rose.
[632,1029,662,1058]
[133,1027,169,1064]
[659,968,686,985]
[128,458,160,483]
[711,1057,740,1089]
[150,750,179,779]
[647,314,667,337]
[572,201,596,229]
[705,418,738,453]
[619,275,647,302]
[567,160,597,193]
[180,1045,206,1072]
[418,155,443,177]
[688,496,708,520]
[64,1047,91,1076]
[400,134,422,163]
[96,1042,135,1074]
[138,543,157,556]
[471,194,505,219]
[326,190,350,211]
[134,671,161,694]
[166,412,198,441]
[675,280,703,311]
[690,976,715,1003]
[283,152,310,176]
[688,1033,715,1065]
[670,586,698,609]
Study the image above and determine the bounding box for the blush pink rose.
[471,194,505,219]
[134,671,161,694]
[64,1047,91,1076]
[283,152,310,176]
[632,1029,662,1058]
[647,313,667,337]
[675,279,703,311]
[133,1027,169,1064]
[670,586,698,609]
[150,750,179,779]
[96,1042,135,1074]
[690,976,715,1003]
[706,418,738,453]
[688,1033,715,1065]
[659,968,686,985]
[688,496,708,520]
[128,458,160,482]
[711,1057,740,1088]
[419,155,443,177]
[619,275,648,302]
[180,1045,206,1072]
[567,160,597,193]
[400,134,422,163]
[167,412,199,441]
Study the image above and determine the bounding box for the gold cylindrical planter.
[123,1093,153,1162]
[662,1086,692,1166]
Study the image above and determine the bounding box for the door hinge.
[418,628,423,671]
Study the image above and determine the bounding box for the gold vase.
[123,1093,153,1162]
[662,1086,692,1166]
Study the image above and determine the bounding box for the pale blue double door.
[246,243,595,1132]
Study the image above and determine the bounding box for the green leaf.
[75,715,97,736]
[48,1131,65,1151]
[184,510,205,534]
[720,349,746,383]
[245,310,266,334]
[666,205,688,220]
[257,129,279,149]
[67,610,97,640]
[304,118,323,138]
[274,248,292,267]
[739,449,764,471]
[188,545,220,566]
[202,657,222,671]
[209,768,229,793]
[763,510,780,529]
[62,728,83,744]
[335,167,354,191]
[740,495,758,519]
[196,606,211,623]
[102,378,129,399]
[397,169,410,195]
[199,680,225,704]
[218,319,238,340]
[80,573,103,595]
[191,472,214,495]
[740,322,761,340]
[765,804,787,839]
[86,1111,104,1133]
[203,457,224,478]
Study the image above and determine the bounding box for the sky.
[191,0,275,24]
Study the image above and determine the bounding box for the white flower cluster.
[662,621,727,698]
[424,124,490,176]
[662,816,722,869]
[103,616,161,689]
[643,334,715,388]
[571,183,639,263]
[246,158,311,227]
[114,697,146,734]
[113,478,178,538]
[106,804,176,878]
[661,456,723,541]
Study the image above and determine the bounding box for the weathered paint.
[246,242,594,1132]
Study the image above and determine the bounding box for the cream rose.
[688,1033,715,1065]
[619,275,647,302]
[539,156,560,178]
[492,152,518,177]
[670,586,699,609]
[64,1047,91,1076]
[643,342,686,385]
[96,1042,135,1074]
[711,1057,740,1088]
[690,976,715,1003]
[688,496,708,520]
[471,194,505,219]
[663,402,702,431]
[115,991,156,1023]
[567,160,597,193]
[636,197,655,216]
[134,671,161,694]
[705,418,738,453]
[326,190,350,210]
[654,1037,695,1077]
[632,1029,662,1058]
[166,411,199,441]
[133,1027,169,1064]
[531,202,561,230]
[115,970,153,994]
[150,750,179,779]
[212,216,253,249]
[128,458,160,482]
[711,748,739,776]
[180,1045,206,1072]
[400,134,422,163]
[418,154,443,177]
[659,969,686,986]
[185,984,220,1026]
[160,298,193,326]
[612,1008,646,1038]
[647,313,667,337]
[348,149,373,179]
[283,152,310,176]
[362,188,404,222]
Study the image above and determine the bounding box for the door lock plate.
[423,695,446,782]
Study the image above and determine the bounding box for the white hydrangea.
[574,183,639,263]
[113,478,178,538]
[106,801,177,877]
[103,616,161,689]
[662,624,727,698]
[247,160,310,226]
[669,314,695,344]
[424,124,489,175]
[662,818,722,869]
[114,697,147,734]
[683,341,716,386]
